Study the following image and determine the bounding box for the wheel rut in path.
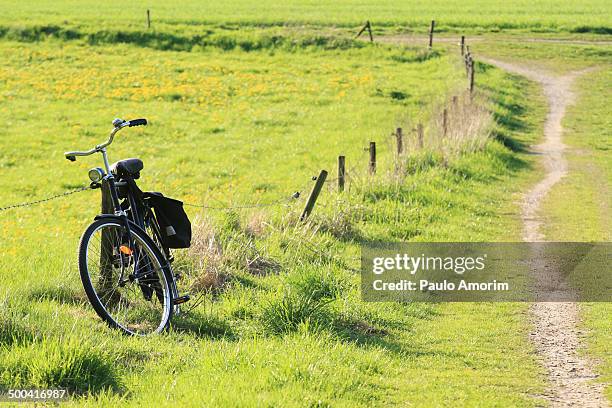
[480,57,607,408]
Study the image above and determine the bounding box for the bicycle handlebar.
[128,118,147,127]
[64,118,147,161]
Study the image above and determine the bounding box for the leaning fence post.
[369,142,376,175]
[396,127,403,155]
[460,35,465,55]
[356,21,374,42]
[428,20,435,48]
[146,9,151,29]
[338,156,346,192]
[417,123,424,149]
[300,170,328,221]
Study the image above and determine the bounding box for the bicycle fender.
[92,215,172,270]
[94,214,134,225]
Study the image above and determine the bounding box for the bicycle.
[65,118,190,336]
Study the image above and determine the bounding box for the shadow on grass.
[331,318,463,359]
[27,285,87,306]
[170,312,237,340]
[0,24,365,53]
[493,129,530,153]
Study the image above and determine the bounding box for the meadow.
[0,0,611,33]
[0,3,610,407]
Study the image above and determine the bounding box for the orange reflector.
[119,245,133,255]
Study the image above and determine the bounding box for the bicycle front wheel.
[78,218,173,336]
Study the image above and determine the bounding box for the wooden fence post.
[469,60,475,94]
[460,35,465,55]
[396,127,403,155]
[452,95,458,107]
[428,20,435,48]
[147,9,151,29]
[369,142,376,175]
[465,51,471,76]
[442,108,448,137]
[100,179,114,287]
[338,156,345,192]
[300,170,328,221]
[417,123,424,149]
[356,21,374,42]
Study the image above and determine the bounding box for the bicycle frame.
[65,119,150,277]
[65,118,146,217]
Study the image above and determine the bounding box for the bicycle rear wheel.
[78,218,173,336]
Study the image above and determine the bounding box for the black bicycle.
[65,118,191,336]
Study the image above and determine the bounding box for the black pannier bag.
[144,192,191,249]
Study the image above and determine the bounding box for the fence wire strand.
[0,185,93,213]
[0,174,320,214]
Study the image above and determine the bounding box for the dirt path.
[480,58,608,407]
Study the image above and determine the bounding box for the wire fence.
[0,185,92,213]
[0,175,316,214]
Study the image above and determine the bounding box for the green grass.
[471,37,612,74]
[0,0,611,33]
[0,22,557,406]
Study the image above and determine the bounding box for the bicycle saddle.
[111,158,144,178]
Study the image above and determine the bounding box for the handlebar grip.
[66,155,76,162]
[128,119,147,127]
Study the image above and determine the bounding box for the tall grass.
[0,333,122,394]
[425,92,493,156]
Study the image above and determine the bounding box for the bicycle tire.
[78,218,174,336]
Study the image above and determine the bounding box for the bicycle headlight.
[88,167,105,182]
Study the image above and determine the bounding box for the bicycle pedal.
[173,295,190,305]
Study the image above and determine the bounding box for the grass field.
[0,2,609,406]
[0,28,551,406]
[0,0,611,33]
